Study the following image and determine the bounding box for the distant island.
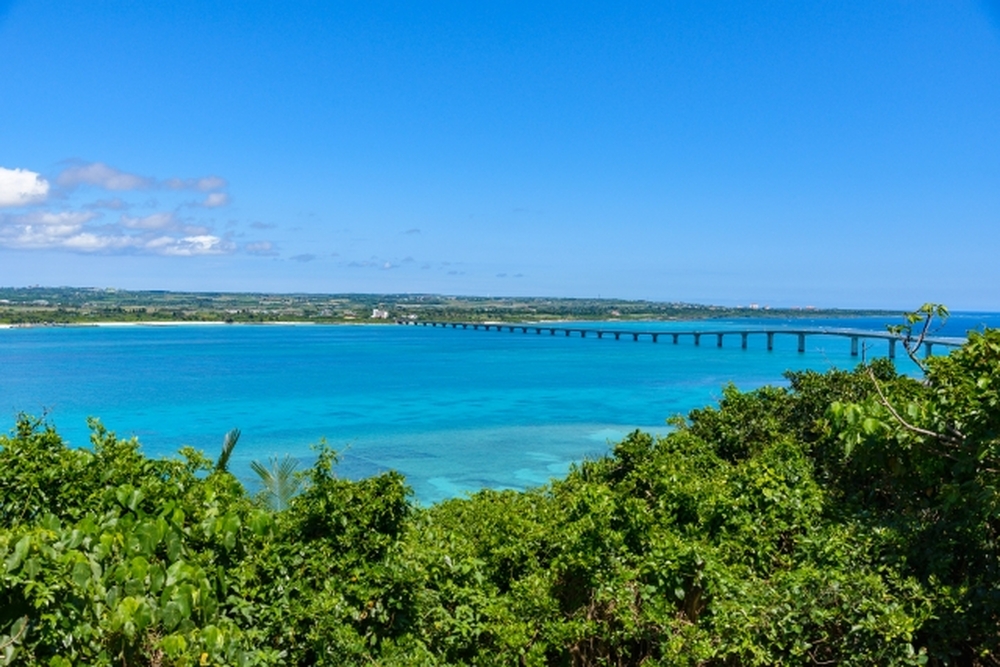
[0,286,897,326]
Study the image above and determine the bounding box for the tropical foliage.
[1,308,998,665]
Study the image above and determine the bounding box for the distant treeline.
[0,286,895,325]
[2,309,998,665]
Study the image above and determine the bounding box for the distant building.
[749,303,760,310]
[371,308,390,319]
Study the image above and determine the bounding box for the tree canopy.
[1,315,998,665]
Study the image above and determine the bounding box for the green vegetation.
[2,307,998,665]
[0,286,893,325]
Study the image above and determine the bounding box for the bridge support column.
[614,333,621,340]
[851,337,859,357]
[694,333,701,346]
[550,329,556,336]
[535,328,541,334]
[888,339,896,359]
[798,333,806,353]
[632,333,639,341]
[580,330,587,338]
[717,333,724,348]
[925,342,934,358]
[767,332,774,351]
[652,334,659,343]
[741,332,748,349]
[672,334,679,344]
[565,330,571,337]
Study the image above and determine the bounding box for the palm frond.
[251,454,302,511]
[215,427,241,472]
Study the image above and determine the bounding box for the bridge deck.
[398,320,965,359]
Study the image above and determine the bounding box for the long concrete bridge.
[398,320,966,359]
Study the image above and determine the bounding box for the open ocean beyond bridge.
[2,312,998,504]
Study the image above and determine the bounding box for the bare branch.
[866,367,963,447]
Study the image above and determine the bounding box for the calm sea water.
[2,313,997,504]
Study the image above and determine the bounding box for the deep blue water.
[1,312,997,504]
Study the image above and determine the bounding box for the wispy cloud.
[164,175,226,192]
[347,255,405,270]
[290,253,317,262]
[201,192,230,207]
[121,212,177,230]
[56,161,227,194]
[57,162,152,191]
[85,197,130,210]
[0,167,50,207]
[404,228,421,235]
[245,241,279,256]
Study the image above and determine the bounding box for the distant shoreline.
[0,313,906,330]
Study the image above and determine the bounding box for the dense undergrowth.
[1,325,998,665]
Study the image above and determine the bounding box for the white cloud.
[0,167,50,207]
[201,192,230,208]
[57,162,152,191]
[0,208,236,257]
[0,210,124,251]
[0,161,248,258]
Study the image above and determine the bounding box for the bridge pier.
[767,332,774,351]
[672,333,679,344]
[632,333,639,341]
[925,342,934,358]
[717,333,724,348]
[550,328,556,336]
[580,330,587,338]
[851,336,859,357]
[535,328,541,334]
[614,332,621,340]
[741,332,748,349]
[798,333,806,353]
[565,330,571,337]
[652,333,659,343]
[888,339,896,359]
[694,333,701,346]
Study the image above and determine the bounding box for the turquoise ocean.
[2,313,998,504]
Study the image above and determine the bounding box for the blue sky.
[1,1,998,309]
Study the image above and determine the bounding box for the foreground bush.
[2,327,998,665]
